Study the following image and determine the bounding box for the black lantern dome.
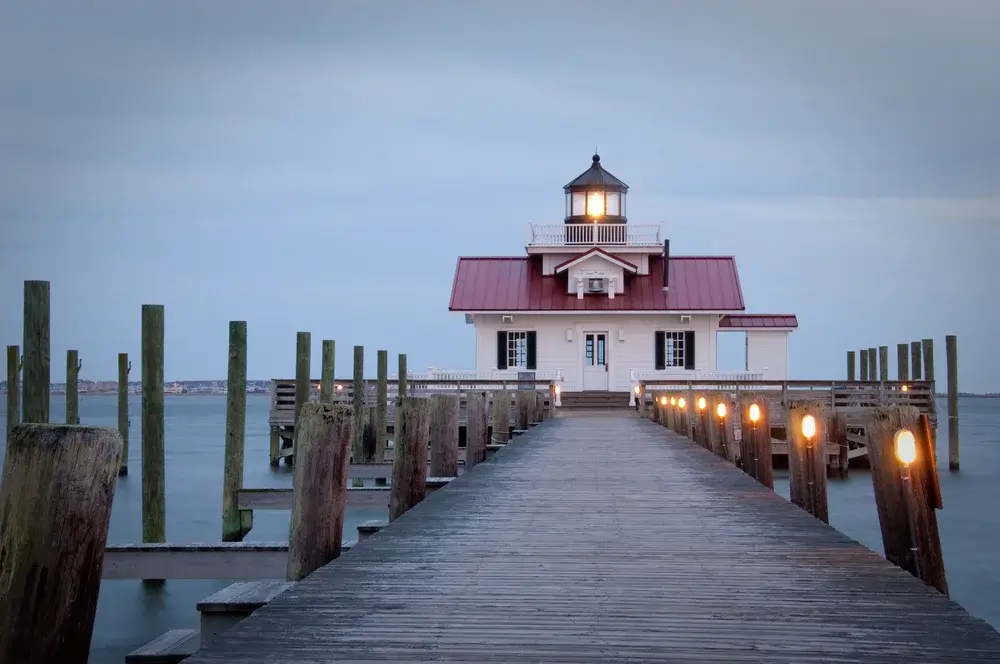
[563,153,628,224]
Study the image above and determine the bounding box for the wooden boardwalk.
[187,412,1000,663]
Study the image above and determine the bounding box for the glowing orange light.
[748,404,761,423]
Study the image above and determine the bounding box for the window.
[496,330,537,370]
[654,330,696,371]
[571,193,586,216]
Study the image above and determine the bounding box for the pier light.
[660,395,668,406]
[697,396,706,411]
[634,385,641,395]
[895,428,917,465]
[801,414,817,440]
[670,396,676,406]
[336,384,343,391]
[748,403,761,424]
[901,384,909,392]
[554,385,560,395]
[563,154,629,224]
[677,397,686,409]
[716,402,727,419]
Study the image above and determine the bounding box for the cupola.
[563,153,628,224]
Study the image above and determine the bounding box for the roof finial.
[592,148,600,164]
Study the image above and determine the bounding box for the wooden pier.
[181,412,1000,662]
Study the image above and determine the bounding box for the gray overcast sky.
[1,0,998,391]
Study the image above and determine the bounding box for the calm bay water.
[1,395,999,662]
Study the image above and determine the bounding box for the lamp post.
[895,427,920,578]
[696,397,707,448]
[748,403,761,480]
[716,401,728,459]
[801,414,817,513]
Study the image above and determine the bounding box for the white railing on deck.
[528,223,661,246]
[631,370,765,382]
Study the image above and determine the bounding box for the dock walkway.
[188,412,1000,662]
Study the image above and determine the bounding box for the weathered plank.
[186,414,1000,663]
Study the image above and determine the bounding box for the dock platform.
[187,411,1000,662]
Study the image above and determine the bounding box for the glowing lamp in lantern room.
[563,154,628,224]
[801,414,817,440]
[748,403,761,424]
[677,397,686,409]
[697,396,706,411]
[716,402,727,419]
[895,429,917,465]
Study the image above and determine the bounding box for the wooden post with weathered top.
[829,412,849,479]
[320,340,335,404]
[286,403,353,581]
[739,395,773,490]
[786,401,829,523]
[465,391,488,471]
[859,349,869,381]
[867,348,877,382]
[65,350,81,424]
[897,343,909,381]
[397,353,407,402]
[514,391,531,431]
[222,321,249,542]
[945,335,959,471]
[390,397,430,522]
[910,341,923,381]
[376,350,388,462]
[0,424,123,664]
[141,305,166,560]
[117,353,130,476]
[352,345,365,463]
[921,338,935,384]
[865,407,948,595]
[878,346,889,382]
[491,390,509,443]
[429,394,459,477]
[5,345,20,446]
[293,332,311,461]
[22,280,50,424]
[846,350,856,381]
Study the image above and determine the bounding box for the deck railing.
[528,223,661,246]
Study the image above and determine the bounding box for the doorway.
[582,332,609,390]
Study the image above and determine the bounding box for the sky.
[0,0,998,391]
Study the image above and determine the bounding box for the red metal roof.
[449,255,745,312]
[719,315,798,329]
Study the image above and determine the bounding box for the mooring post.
[829,412,849,479]
[945,335,959,471]
[5,345,20,446]
[376,350,388,462]
[859,349,869,381]
[390,396,430,522]
[429,394,459,477]
[0,424,123,664]
[22,280,50,424]
[865,407,948,595]
[535,390,545,422]
[465,390,488,471]
[293,331,311,461]
[515,391,531,431]
[739,394,773,489]
[786,401,829,523]
[222,321,249,542]
[878,346,889,382]
[714,398,733,463]
[897,343,909,381]
[396,353,407,402]
[867,347,877,382]
[286,403,353,581]
[846,350,856,381]
[352,345,365,466]
[910,341,923,381]
[65,350,81,424]
[117,353,130,476]
[320,340,335,404]
[921,338,935,384]
[491,390,509,443]
[141,304,166,583]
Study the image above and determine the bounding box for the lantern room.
[563,153,629,224]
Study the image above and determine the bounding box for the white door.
[582,332,609,390]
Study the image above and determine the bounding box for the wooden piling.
[5,345,20,445]
[65,350,81,424]
[390,397,430,522]
[117,353,130,476]
[713,398,733,462]
[828,412,848,479]
[878,346,889,381]
[141,304,166,552]
[897,343,909,381]
[286,403,353,581]
[222,321,249,542]
[22,280,50,424]
[515,391,531,431]
[914,413,948,595]
[859,349,869,381]
[739,395,774,490]
[665,398,675,430]
[846,350,856,381]
[946,335,959,471]
[320,340,335,404]
[786,401,829,523]
[293,332,311,459]
[911,341,923,381]
[352,345,365,462]
[0,424,122,664]
[429,394,459,477]
[867,348,877,382]
[491,390,509,443]
[397,354,407,401]
[375,350,388,463]
[535,391,545,422]
[922,338,935,384]
[465,391,488,471]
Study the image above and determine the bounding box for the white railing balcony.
[630,369,766,382]
[528,223,662,247]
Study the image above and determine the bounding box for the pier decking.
[187,412,1000,663]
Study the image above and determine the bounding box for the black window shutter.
[526,331,537,370]
[684,331,696,370]
[654,331,665,370]
[496,331,507,370]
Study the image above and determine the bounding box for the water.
[1,395,999,662]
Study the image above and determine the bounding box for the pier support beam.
[946,335,959,471]
[117,353,130,476]
[320,340,335,404]
[65,350,81,424]
[141,304,166,573]
[22,280,50,424]
[786,401,829,524]
[429,394,459,478]
[897,343,909,381]
[739,395,774,490]
[5,345,20,446]
[222,321,249,542]
[390,397,430,522]
[465,391,488,471]
[491,390,509,443]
